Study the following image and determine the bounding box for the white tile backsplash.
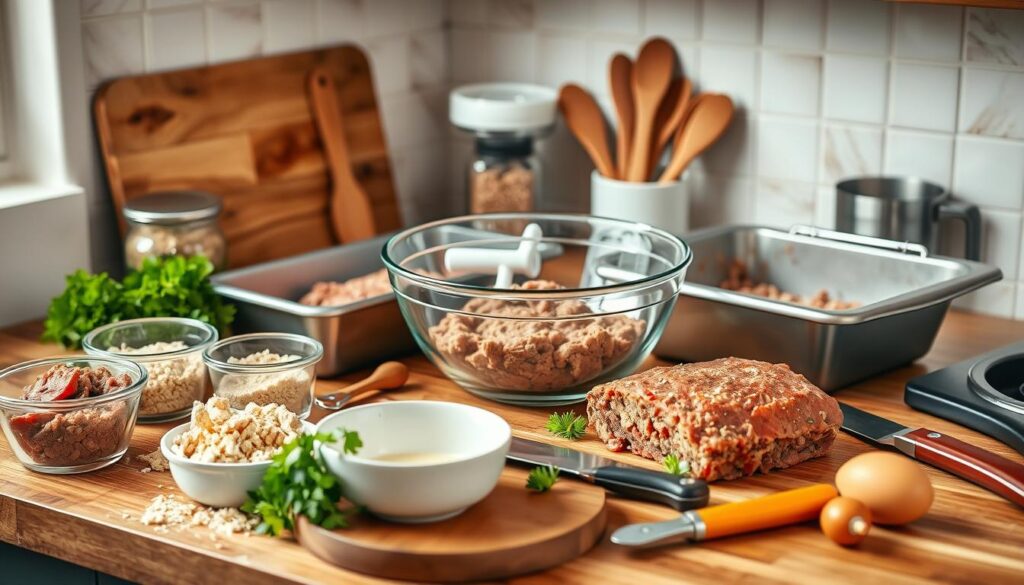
[208,2,262,64]
[83,15,145,89]
[702,0,760,45]
[263,0,316,53]
[890,62,959,132]
[884,129,954,186]
[953,135,1024,210]
[755,178,817,228]
[893,3,963,62]
[757,116,819,182]
[538,34,588,88]
[823,55,888,124]
[319,0,367,44]
[760,52,821,116]
[592,0,641,35]
[698,46,758,108]
[643,0,698,41]
[966,8,1024,67]
[899,144,953,197]
[960,67,1024,140]
[72,0,1024,319]
[147,8,205,72]
[820,124,883,185]
[762,0,823,51]
[825,0,889,56]
[82,0,142,17]
[979,208,1023,279]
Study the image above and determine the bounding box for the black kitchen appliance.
[905,341,1024,455]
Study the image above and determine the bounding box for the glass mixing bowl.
[382,213,691,405]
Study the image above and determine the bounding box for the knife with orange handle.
[611,483,838,547]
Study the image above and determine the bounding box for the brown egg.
[820,497,872,546]
[836,452,933,525]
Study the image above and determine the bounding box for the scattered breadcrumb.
[140,494,258,536]
[216,350,312,414]
[138,449,169,472]
[171,396,301,463]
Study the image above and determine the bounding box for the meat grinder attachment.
[444,223,543,288]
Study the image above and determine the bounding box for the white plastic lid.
[450,83,558,133]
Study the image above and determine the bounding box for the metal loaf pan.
[655,225,1002,391]
[211,234,414,377]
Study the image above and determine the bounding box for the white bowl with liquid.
[316,400,511,523]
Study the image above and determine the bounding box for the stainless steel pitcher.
[835,177,981,260]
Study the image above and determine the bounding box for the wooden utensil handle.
[898,428,1024,507]
[698,484,837,540]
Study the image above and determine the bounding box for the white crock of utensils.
[315,361,410,410]
[444,223,543,288]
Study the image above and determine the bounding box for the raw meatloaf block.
[586,357,842,481]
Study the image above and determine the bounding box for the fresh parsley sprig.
[242,429,361,536]
[526,465,560,492]
[662,454,690,476]
[545,411,588,440]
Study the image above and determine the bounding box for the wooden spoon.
[648,77,692,178]
[658,93,734,185]
[315,361,410,410]
[558,84,617,178]
[308,66,377,243]
[651,77,692,169]
[625,38,675,182]
[609,54,634,180]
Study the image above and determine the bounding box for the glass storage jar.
[123,191,227,270]
[450,83,556,233]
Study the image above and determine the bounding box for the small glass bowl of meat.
[0,357,147,474]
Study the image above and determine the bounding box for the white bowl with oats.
[160,396,315,507]
[84,317,218,423]
[202,332,323,419]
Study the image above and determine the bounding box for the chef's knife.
[839,402,1024,507]
[507,436,709,511]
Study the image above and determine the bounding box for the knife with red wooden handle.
[840,403,1024,507]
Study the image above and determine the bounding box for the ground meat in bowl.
[428,280,645,392]
[9,365,135,468]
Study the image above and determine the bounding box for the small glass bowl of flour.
[202,333,323,418]
[84,317,218,423]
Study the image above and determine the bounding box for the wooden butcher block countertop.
[1,311,1022,585]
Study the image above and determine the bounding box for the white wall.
[446,0,1024,319]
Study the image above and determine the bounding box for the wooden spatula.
[658,93,734,185]
[609,54,634,180]
[558,84,617,179]
[648,77,692,178]
[308,66,376,243]
[625,38,675,182]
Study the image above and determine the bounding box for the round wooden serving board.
[296,468,607,582]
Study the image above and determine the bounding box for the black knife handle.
[591,466,709,511]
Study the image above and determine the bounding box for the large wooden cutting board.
[94,46,402,269]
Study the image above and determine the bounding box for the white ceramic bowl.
[316,401,511,523]
[160,420,314,508]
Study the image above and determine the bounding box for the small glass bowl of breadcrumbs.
[84,317,218,423]
[202,332,323,418]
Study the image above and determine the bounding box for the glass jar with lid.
[450,83,556,232]
[123,191,227,271]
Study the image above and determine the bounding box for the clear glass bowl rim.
[381,212,692,298]
[202,332,325,375]
[82,317,219,362]
[0,356,148,408]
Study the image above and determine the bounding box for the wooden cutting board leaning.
[94,46,401,269]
